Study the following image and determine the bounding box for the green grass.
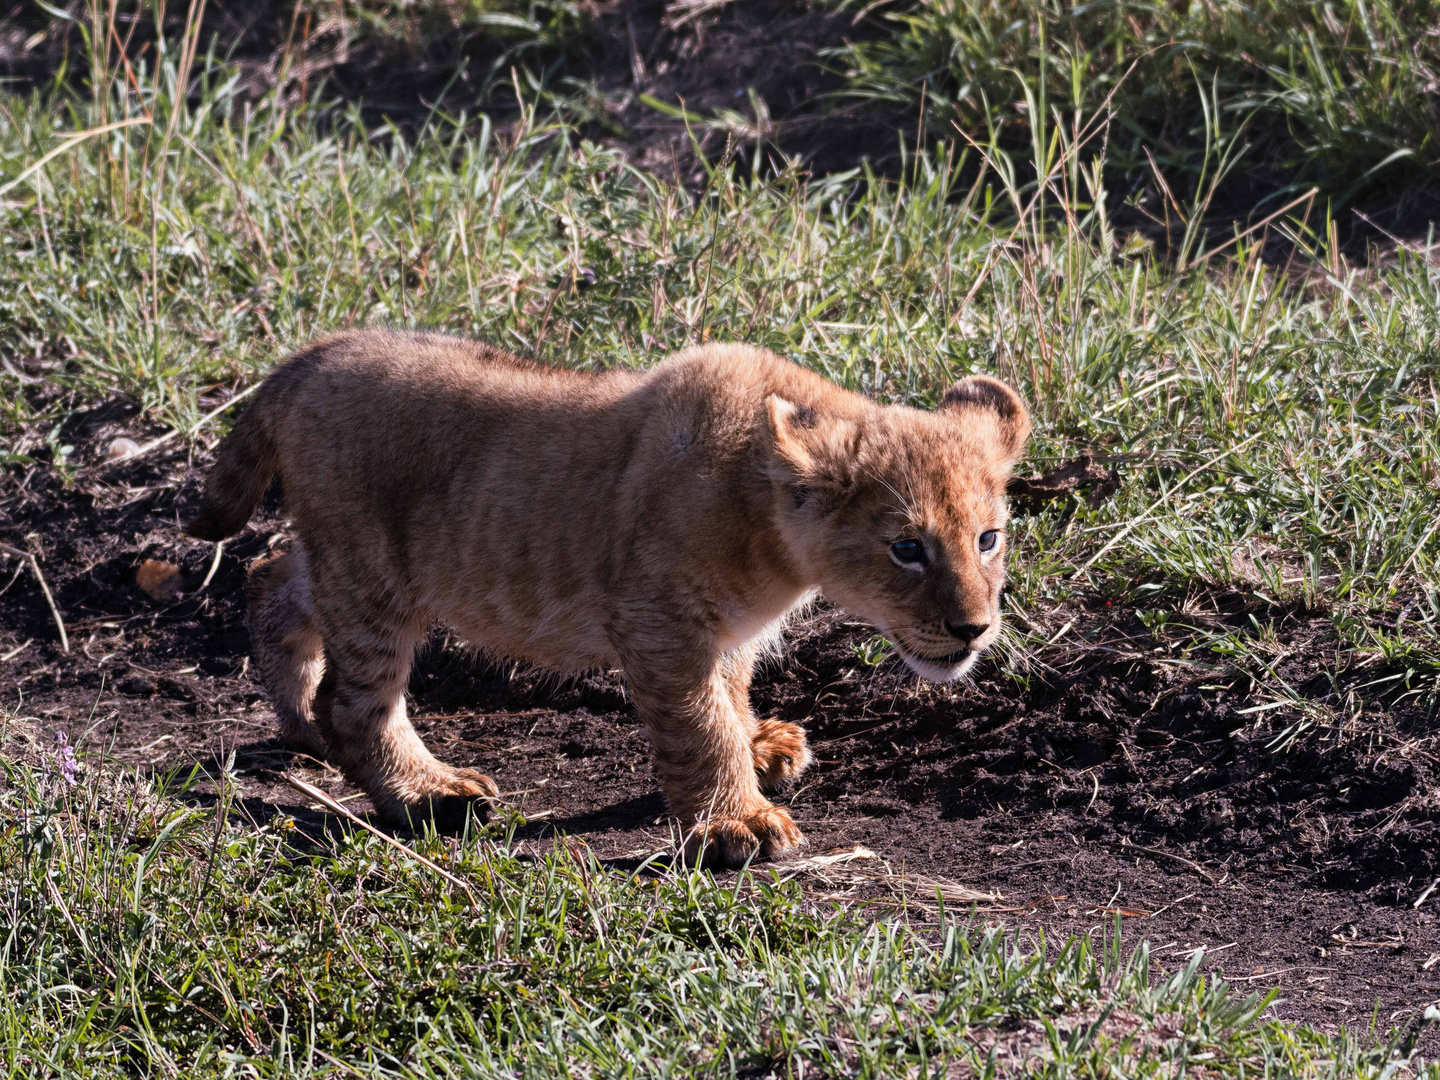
[5,717,1437,1077]
[276,0,590,96]
[829,0,1440,209]
[25,0,1440,212]
[3,14,1440,1074]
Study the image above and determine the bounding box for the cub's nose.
[943,619,989,643]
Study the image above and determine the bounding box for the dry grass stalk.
[282,773,481,908]
[0,542,68,653]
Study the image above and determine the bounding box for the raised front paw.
[683,804,804,868]
[752,718,812,791]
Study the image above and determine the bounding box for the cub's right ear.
[938,375,1031,461]
[765,395,861,490]
[766,395,819,477]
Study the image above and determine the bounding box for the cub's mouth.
[929,647,973,665]
[883,631,980,684]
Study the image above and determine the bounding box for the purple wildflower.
[53,731,79,787]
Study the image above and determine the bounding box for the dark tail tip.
[185,506,242,543]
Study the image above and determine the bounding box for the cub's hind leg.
[308,577,498,829]
[247,549,328,758]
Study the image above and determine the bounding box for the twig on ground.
[1414,877,1440,910]
[281,774,481,908]
[1143,892,1196,919]
[776,844,879,878]
[893,870,1004,907]
[199,540,225,591]
[1102,839,1218,885]
[0,557,25,597]
[1225,967,1295,983]
[779,845,1003,906]
[90,383,261,471]
[1007,452,1121,511]
[0,639,32,662]
[0,542,68,653]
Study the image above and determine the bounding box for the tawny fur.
[188,330,1030,865]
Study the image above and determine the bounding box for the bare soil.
[3,403,1438,1049]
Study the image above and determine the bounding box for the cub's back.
[272,328,628,438]
[269,330,639,515]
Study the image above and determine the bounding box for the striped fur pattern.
[188,331,1029,865]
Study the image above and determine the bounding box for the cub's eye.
[890,538,926,566]
[978,530,1000,553]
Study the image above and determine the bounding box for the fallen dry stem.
[90,383,261,472]
[281,774,481,907]
[1102,840,1218,885]
[0,542,68,652]
[1414,876,1440,909]
[199,540,225,592]
[779,845,1002,906]
[1007,452,1122,511]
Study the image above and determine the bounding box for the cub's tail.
[185,382,282,542]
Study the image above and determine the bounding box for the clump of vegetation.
[4,719,1434,1076]
[270,0,589,89]
[6,0,590,123]
[13,0,1440,215]
[831,0,1440,210]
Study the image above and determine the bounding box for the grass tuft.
[829,0,1440,210]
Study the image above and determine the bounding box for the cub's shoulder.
[652,343,860,413]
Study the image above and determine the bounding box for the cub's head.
[766,376,1030,682]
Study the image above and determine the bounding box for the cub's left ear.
[938,375,1031,461]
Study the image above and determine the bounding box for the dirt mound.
[2,411,1437,1043]
[773,617,1440,892]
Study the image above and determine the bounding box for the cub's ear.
[765,395,861,491]
[938,375,1031,460]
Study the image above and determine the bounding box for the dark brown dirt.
[3,405,1439,1049]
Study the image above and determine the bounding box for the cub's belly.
[434,589,619,675]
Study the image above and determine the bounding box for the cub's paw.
[407,768,501,833]
[278,720,330,762]
[752,719,812,791]
[683,804,805,868]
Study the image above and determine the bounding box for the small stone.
[135,559,183,602]
[106,437,141,461]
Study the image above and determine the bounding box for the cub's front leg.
[624,650,804,867]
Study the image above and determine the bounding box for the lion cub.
[188,330,1029,865]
